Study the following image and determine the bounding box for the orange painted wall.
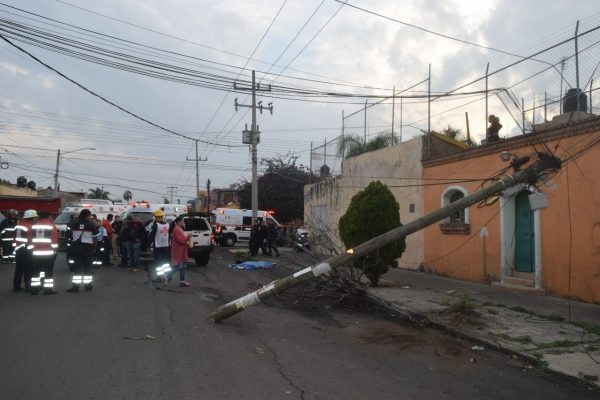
[423,129,600,303]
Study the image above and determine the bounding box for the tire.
[221,234,237,247]
[194,253,210,266]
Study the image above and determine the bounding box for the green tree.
[337,133,395,159]
[123,190,133,202]
[87,187,110,200]
[235,155,313,224]
[440,125,474,147]
[338,181,406,286]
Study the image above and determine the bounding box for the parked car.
[180,213,215,266]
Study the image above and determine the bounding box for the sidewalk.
[365,268,600,387]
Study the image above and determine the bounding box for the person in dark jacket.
[67,209,99,293]
[0,209,19,263]
[265,219,280,257]
[121,216,146,272]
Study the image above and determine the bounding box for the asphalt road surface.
[0,248,597,400]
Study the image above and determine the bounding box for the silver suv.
[180,213,215,266]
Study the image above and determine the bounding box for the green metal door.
[515,192,534,272]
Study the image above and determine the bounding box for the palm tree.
[337,133,395,159]
[123,190,133,202]
[88,187,110,200]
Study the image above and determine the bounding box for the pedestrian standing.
[111,215,123,265]
[12,209,38,292]
[67,209,99,293]
[92,215,106,269]
[167,216,192,287]
[29,211,58,295]
[101,214,114,266]
[0,209,19,263]
[122,216,145,272]
[149,209,171,282]
[265,219,280,257]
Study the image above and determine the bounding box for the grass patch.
[572,321,600,335]
[496,333,533,344]
[441,291,477,315]
[537,340,579,349]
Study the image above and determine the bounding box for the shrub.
[338,181,406,286]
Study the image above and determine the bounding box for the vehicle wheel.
[194,254,210,266]
[221,234,237,247]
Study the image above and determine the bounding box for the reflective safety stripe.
[83,275,93,284]
[32,224,54,230]
[156,264,171,276]
[33,250,55,256]
[43,279,54,288]
[51,244,58,248]
[27,245,34,250]
[32,238,52,243]
[31,277,42,287]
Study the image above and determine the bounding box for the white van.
[210,208,280,247]
[54,199,126,249]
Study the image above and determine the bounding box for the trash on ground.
[471,345,485,351]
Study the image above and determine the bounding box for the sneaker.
[179,281,191,287]
[67,286,79,293]
[30,290,40,295]
[84,284,93,292]
[43,289,58,295]
[132,268,139,272]
[127,268,133,271]
[12,286,23,292]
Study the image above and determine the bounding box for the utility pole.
[206,179,211,212]
[234,70,273,222]
[167,186,177,204]
[187,139,207,211]
[209,153,561,322]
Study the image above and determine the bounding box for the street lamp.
[54,147,96,194]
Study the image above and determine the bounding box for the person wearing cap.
[29,211,59,295]
[0,209,19,263]
[12,209,38,292]
[66,209,99,293]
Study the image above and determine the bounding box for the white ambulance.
[211,207,280,247]
[121,202,188,227]
[54,199,126,250]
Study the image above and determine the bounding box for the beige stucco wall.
[304,137,424,269]
[0,184,36,197]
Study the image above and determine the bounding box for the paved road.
[0,248,596,400]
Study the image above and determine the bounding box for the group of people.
[249,218,280,257]
[5,207,194,294]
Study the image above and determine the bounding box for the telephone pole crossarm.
[209,155,561,323]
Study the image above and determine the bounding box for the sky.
[0,0,599,204]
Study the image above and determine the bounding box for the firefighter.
[29,211,59,295]
[0,209,19,263]
[149,209,171,283]
[12,209,38,292]
[67,209,99,293]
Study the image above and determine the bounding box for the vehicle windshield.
[54,212,77,224]
[125,211,153,226]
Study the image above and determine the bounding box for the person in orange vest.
[29,211,59,295]
[12,209,37,292]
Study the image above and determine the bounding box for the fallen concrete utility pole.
[210,155,561,322]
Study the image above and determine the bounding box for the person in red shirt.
[168,216,192,287]
[101,214,114,266]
